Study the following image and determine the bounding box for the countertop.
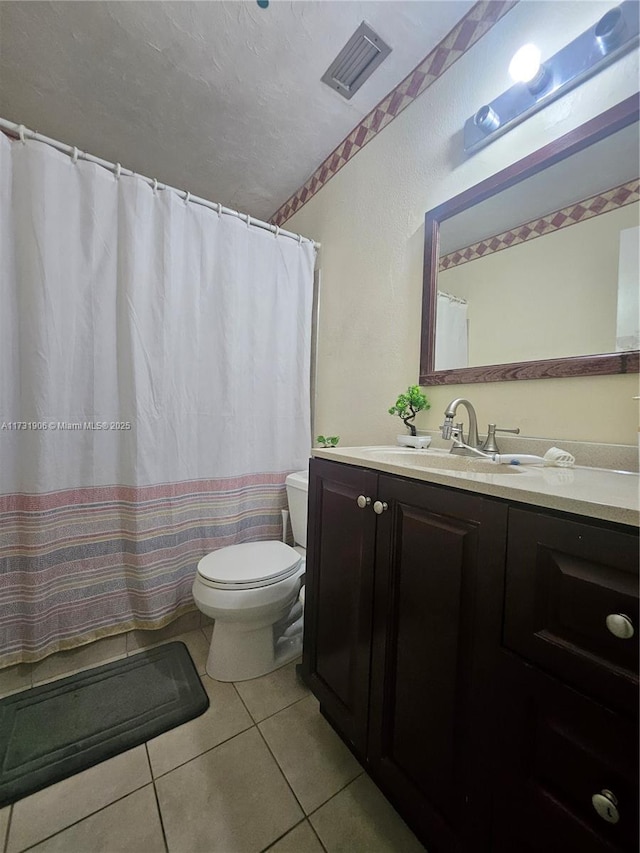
[311,446,640,527]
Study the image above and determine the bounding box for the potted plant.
[388,386,431,448]
[316,435,340,448]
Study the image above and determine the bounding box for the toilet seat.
[197,540,302,590]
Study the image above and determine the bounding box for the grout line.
[146,744,170,853]
[14,781,153,853]
[257,817,307,853]
[249,715,307,817]
[229,683,312,823]
[150,722,255,783]
[305,771,364,819]
[307,817,329,853]
[240,689,310,727]
[242,686,362,823]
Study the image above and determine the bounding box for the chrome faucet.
[441,398,481,456]
[441,398,520,456]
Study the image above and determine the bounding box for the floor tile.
[310,774,425,852]
[147,674,253,777]
[172,629,210,674]
[0,663,31,698]
[0,806,10,850]
[259,694,362,814]
[265,819,324,852]
[202,623,213,643]
[7,745,150,853]
[30,635,127,686]
[234,659,309,723]
[126,611,200,652]
[156,727,303,853]
[26,785,165,853]
[128,628,209,675]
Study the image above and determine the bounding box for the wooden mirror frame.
[420,95,640,385]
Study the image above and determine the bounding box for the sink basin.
[357,447,524,474]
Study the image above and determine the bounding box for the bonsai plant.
[388,385,430,437]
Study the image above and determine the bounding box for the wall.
[285,0,640,446]
[440,202,639,365]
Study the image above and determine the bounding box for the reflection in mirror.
[421,97,640,385]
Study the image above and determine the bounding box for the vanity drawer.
[503,508,639,713]
[493,661,639,853]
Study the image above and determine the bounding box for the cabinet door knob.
[592,790,620,824]
[605,613,634,639]
[356,495,371,509]
[373,500,388,514]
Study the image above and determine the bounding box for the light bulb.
[509,44,542,83]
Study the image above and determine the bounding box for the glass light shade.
[509,44,542,83]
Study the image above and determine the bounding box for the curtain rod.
[0,118,320,251]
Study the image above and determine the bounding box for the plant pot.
[396,434,432,449]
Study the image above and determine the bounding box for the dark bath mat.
[0,641,209,806]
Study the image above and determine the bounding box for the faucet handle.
[481,423,520,454]
[450,423,465,446]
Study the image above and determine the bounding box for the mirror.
[420,96,640,385]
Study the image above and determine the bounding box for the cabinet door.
[368,475,508,852]
[302,458,378,757]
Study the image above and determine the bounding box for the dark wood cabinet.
[495,509,639,853]
[302,459,377,756]
[368,474,507,851]
[302,457,639,853]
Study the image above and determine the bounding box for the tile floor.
[0,623,425,853]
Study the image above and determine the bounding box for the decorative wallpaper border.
[270,0,518,227]
[439,178,640,271]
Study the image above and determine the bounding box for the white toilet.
[192,470,308,681]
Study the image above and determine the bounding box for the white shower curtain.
[434,291,469,371]
[0,133,316,666]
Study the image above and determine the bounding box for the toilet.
[192,470,308,681]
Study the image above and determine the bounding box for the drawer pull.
[373,501,388,514]
[356,495,371,509]
[592,789,620,824]
[605,613,634,639]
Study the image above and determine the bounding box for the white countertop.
[312,446,640,527]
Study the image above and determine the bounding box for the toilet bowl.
[192,470,308,682]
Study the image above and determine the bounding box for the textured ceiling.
[0,0,474,220]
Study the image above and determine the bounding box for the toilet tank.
[285,470,309,547]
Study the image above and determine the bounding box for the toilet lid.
[197,540,301,586]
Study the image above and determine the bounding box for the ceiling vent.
[321,22,392,100]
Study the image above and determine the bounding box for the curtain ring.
[114,163,121,180]
[246,215,251,228]
[184,191,191,205]
[18,125,26,144]
[217,203,222,218]
[152,178,158,194]
[274,226,280,238]
[298,234,303,245]
[71,147,79,164]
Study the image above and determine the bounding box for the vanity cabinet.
[302,457,639,853]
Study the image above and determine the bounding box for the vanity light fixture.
[508,44,550,93]
[464,0,639,154]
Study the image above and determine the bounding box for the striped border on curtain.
[0,472,290,667]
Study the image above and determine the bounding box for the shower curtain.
[0,134,316,666]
